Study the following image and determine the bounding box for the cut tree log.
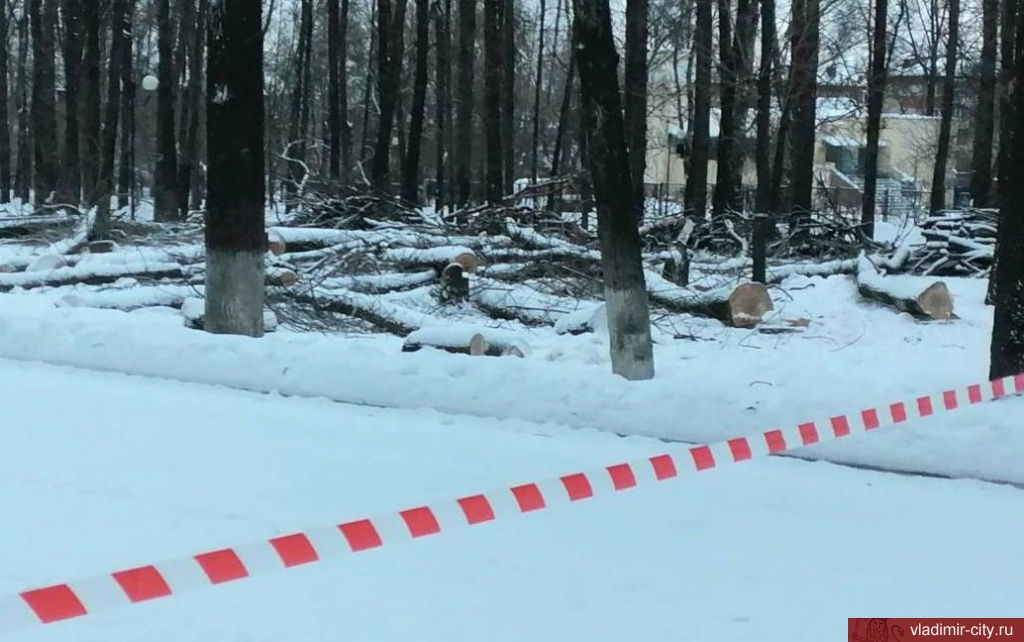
[438,263,470,302]
[265,266,300,287]
[401,326,529,357]
[554,303,607,335]
[855,256,955,320]
[0,261,186,292]
[292,289,437,335]
[383,245,477,272]
[266,229,287,255]
[646,271,775,328]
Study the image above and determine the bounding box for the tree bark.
[434,0,453,210]
[484,0,504,203]
[862,0,889,239]
[117,0,135,209]
[59,0,82,205]
[788,0,819,224]
[455,0,475,205]
[754,0,775,214]
[624,0,647,222]
[572,0,655,381]
[989,0,1024,379]
[713,0,738,219]
[31,0,58,207]
[96,0,129,238]
[82,0,102,207]
[205,0,266,337]
[684,0,711,218]
[181,0,207,212]
[929,0,959,213]
[339,0,352,182]
[285,0,313,204]
[370,0,408,191]
[328,0,341,179]
[13,3,29,202]
[501,0,515,194]
[0,0,10,203]
[154,0,179,221]
[970,0,998,208]
[401,0,429,204]
[529,0,546,183]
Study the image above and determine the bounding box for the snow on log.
[265,266,300,287]
[319,269,437,293]
[765,258,858,284]
[470,278,578,326]
[0,261,185,292]
[402,325,529,357]
[855,256,955,321]
[87,240,118,254]
[646,271,774,328]
[504,220,580,251]
[49,206,96,256]
[294,288,441,335]
[554,303,607,335]
[382,245,477,271]
[0,212,79,238]
[181,297,279,332]
[55,285,196,311]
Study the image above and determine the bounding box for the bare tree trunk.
[754,0,775,214]
[14,3,29,202]
[684,0,711,217]
[0,0,10,203]
[82,0,102,207]
[929,0,959,213]
[484,0,503,203]
[624,0,647,222]
[59,0,82,205]
[989,0,1024,379]
[572,0,654,381]
[31,0,58,207]
[788,0,819,227]
[117,0,135,209]
[530,0,546,183]
[862,0,889,239]
[339,0,352,181]
[370,0,408,191]
[549,45,574,178]
[205,0,266,336]
[455,0,475,206]
[713,0,737,219]
[97,0,129,237]
[359,0,376,176]
[181,0,206,211]
[970,0,998,208]
[154,0,179,220]
[328,0,341,179]
[501,0,515,193]
[434,0,453,210]
[401,0,429,203]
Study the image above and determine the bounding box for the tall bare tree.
[989,0,1024,379]
[455,0,475,205]
[484,0,504,203]
[929,0,959,213]
[204,0,266,336]
[370,0,408,190]
[713,0,738,219]
[862,0,891,238]
[401,0,430,203]
[789,0,820,226]
[97,0,130,238]
[754,0,776,214]
[572,0,655,381]
[154,0,179,220]
[117,0,135,209]
[58,0,82,205]
[31,0,58,206]
[328,0,342,179]
[624,0,648,221]
[434,0,453,209]
[0,0,10,203]
[501,0,515,193]
[970,0,998,207]
[82,0,102,207]
[13,2,29,202]
[529,0,546,183]
[684,0,711,217]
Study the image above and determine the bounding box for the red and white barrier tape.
[2,373,1021,634]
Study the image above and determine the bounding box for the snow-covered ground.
[0,267,1020,484]
[1,358,1022,641]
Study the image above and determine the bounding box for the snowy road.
[1,358,1022,641]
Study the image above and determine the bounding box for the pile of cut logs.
[905,209,997,277]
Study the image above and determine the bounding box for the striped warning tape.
[1,373,1021,634]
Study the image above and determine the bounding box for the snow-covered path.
[1,358,1022,641]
